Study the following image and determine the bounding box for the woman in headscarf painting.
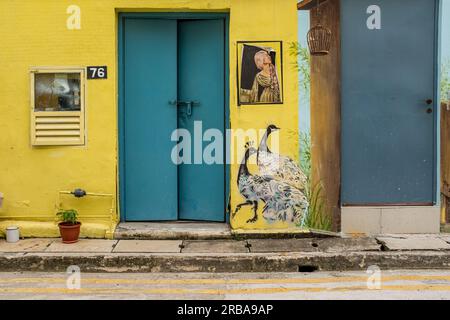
[249,50,281,104]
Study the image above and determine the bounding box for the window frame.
[30,67,86,146]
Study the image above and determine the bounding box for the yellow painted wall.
[0,0,299,237]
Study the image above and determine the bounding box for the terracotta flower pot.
[58,222,81,244]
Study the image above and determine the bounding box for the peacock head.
[244,141,257,157]
[266,124,280,134]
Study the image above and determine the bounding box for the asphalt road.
[0,270,450,300]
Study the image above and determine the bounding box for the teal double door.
[120,15,227,222]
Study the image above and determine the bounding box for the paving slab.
[247,239,318,253]
[182,240,249,253]
[113,240,182,253]
[377,236,450,251]
[45,240,117,253]
[314,238,381,252]
[247,238,381,253]
[114,222,232,240]
[437,235,450,243]
[0,239,53,252]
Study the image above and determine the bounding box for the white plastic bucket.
[6,226,20,243]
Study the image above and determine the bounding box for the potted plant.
[57,209,81,243]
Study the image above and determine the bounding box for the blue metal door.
[121,16,226,221]
[177,20,225,221]
[341,0,438,205]
[122,19,178,221]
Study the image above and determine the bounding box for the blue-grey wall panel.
[341,0,438,205]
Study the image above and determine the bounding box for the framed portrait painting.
[237,41,283,106]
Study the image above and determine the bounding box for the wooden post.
[308,0,342,231]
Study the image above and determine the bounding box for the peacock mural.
[233,126,309,227]
[257,125,308,191]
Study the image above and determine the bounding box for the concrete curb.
[1,251,450,273]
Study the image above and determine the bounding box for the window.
[30,68,85,146]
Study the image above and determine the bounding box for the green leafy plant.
[290,42,332,231]
[304,182,332,231]
[299,133,332,231]
[289,41,311,99]
[299,132,312,178]
[57,209,79,225]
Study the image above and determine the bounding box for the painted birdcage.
[307,0,332,56]
[307,24,332,56]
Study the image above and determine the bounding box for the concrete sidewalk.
[0,235,449,272]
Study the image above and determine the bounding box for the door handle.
[426,99,433,105]
[168,100,200,117]
[182,101,200,117]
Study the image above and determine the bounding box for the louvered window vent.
[30,68,85,146]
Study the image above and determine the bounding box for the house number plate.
[87,66,108,79]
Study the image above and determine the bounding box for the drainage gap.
[376,240,389,252]
[298,265,319,273]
